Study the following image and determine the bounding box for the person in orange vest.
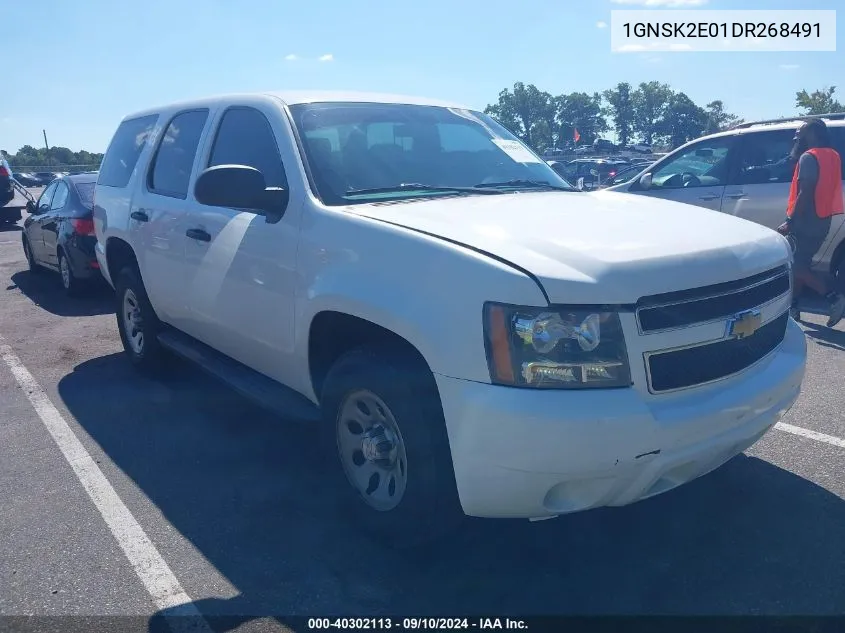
[780,118,845,327]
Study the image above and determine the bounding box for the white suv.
[93,91,806,547]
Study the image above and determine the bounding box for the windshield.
[288,102,575,205]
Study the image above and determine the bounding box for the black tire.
[58,249,81,297]
[321,346,463,548]
[22,235,41,273]
[114,265,166,372]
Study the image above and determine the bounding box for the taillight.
[0,166,9,177]
[71,218,95,236]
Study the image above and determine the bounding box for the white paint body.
[94,91,806,519]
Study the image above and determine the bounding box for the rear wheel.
[321,347,462,548]
[58,249,81,297]
[115,266,166,372]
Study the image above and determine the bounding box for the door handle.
[726,192,746,200]
[130,210,149,222]
[186,228,211,242]
[699,194,720,201]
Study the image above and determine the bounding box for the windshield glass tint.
[288,102,574,204]
[75,182,95,208]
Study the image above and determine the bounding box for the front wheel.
[321,347,462,548]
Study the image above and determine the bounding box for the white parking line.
[0,334,211,632]
[775,422,845,449]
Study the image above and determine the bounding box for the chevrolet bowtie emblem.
[727,310,763,339]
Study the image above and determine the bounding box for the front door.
[626,135,736,212]
[182,103,301,385]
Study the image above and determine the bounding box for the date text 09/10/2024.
[622,22,821,39]
[307,618,528,630]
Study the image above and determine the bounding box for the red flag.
[573,128,581,143]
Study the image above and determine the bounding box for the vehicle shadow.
[56,354,845,631]
[802,321,845,352]
[0,223,23,232]
[8,270,113,317]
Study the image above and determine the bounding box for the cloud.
[596,21,608,28]
[780,63,800,70]
[284,54,298,61]
[318,54,334,62]
[611,0,707,6]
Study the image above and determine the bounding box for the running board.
[157,329,321,423]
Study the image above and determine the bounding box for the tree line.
[4,145,104,168]
[4,84,842,164]
[484,82,843,152]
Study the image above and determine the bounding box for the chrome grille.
[646,312,789,393]
[637,265,790,334]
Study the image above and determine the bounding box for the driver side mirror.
[639,173,653,190]
[26,201,37,214]
[194,165,289,223]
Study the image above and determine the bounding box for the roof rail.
[731,112,845,130]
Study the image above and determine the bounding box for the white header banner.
[610,10,836,52]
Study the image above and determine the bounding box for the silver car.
[606,114,845,280]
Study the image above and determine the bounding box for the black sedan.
[21,174,101,295]
[12,172,42,187]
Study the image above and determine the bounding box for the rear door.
[129,108,211,330]
[624,135,737,212]
[722,129,795,229]
[41,180,70,267]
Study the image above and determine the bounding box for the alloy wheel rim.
[122,289,144,354]
[60,256,71,289]
[336,389,408,511]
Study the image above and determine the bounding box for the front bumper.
[436,318,806,519]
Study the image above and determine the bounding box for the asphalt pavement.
[1,201,844,631]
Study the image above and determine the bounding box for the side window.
[50,182,69,210]
[650,136,734,189]
[208,107,287,187]
[735,130,795,185]
[148,109,209,199]
[37,182,58,211]
[98,114,158,188]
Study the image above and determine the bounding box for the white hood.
[350,190,791,304]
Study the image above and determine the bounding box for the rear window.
[98,114,158,188]
[75,182,95,208]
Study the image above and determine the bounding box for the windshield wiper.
[345,183,504,196]
[473,179,573,191]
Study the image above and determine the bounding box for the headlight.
[483,303,632,389]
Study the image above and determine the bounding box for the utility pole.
[43,130,50,167]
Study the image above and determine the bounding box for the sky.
[2,0,843,155]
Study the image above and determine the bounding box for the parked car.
[626,143,653,154]
[551,158,629,188]
[593,138,617,153]
[600,164,644,188]
[606,114,845,281]
[21,173,100,295]
[0,165,19,224]
[94,91,805,547]
[573,145,593,155]
[12,172,42,187]
[33,172,61,186]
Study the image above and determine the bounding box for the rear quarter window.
[98,114,158,188]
